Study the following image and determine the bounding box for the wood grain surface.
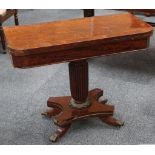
[4,13,153,68]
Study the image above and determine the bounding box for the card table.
[4,13,153,142]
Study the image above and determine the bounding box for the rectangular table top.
[4,13,153,56]
[3,13,153,68]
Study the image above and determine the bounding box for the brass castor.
[49,124,71,142]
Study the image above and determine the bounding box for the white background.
[0,0,155,9]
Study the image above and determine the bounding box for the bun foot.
[49,125,71,142]
[99,116,124,127]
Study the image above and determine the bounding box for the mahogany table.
[4,13,153,142]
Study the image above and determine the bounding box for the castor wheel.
[41,111,50,117]
[111,119,124,127]
[49,125,71,142]
[49,133,59,142]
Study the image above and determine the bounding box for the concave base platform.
[42,88,124,142]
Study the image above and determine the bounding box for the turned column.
[69,60,90,108]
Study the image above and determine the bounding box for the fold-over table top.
[4,13,153,57]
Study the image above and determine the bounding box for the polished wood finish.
[4,13,153,142]
[4,13,153,68]
[7,38,150,68]
[47,88,114,127]
[69,60,88,103]
[43,87,124,142]
[0,9,19,52]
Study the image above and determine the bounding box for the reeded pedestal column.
[69,60,90,108]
